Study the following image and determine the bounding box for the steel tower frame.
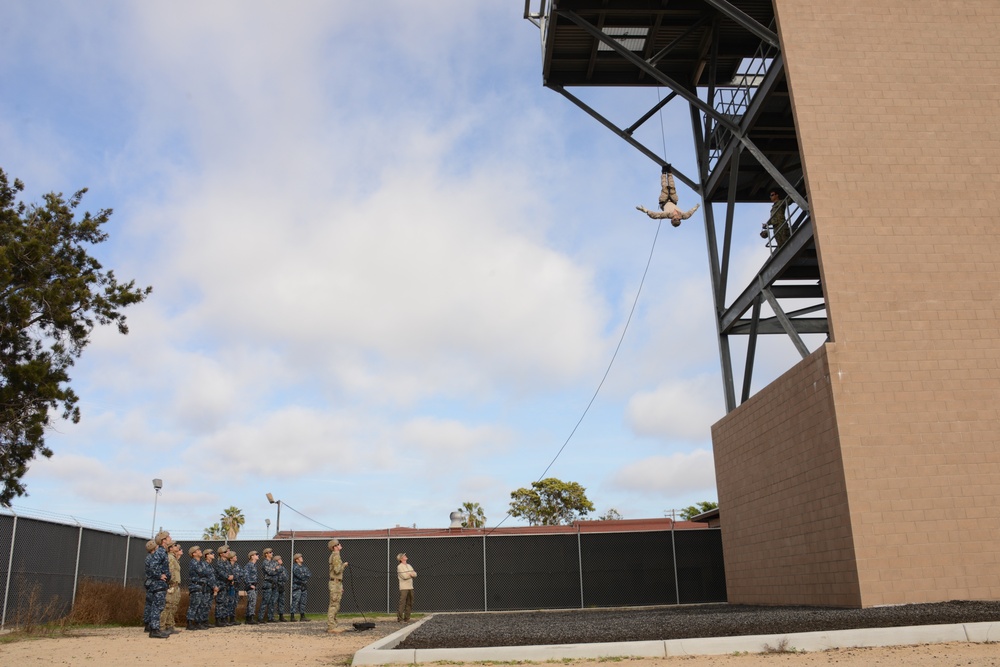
[525,0,828,412]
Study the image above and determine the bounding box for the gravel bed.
[397,601,1000,649]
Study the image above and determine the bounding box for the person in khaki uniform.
[159,541,183,633]
[636,164,700,227]
[326,539,348,633]
[764,188,790,248]
[396,553,417,622]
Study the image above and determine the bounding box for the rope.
[534,217,664,482]
[352,215,666,578]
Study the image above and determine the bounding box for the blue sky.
[1,1,802,537]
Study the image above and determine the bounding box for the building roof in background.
[275,517,711,540]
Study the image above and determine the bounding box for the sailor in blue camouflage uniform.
[213,545,234,626]
[228,550,241,624]
[203,549,221,627]
[291,553,312,621]
[258,547,279,622]
[243,550,259,624]
[186,545,207,630]
[142,540,157,632]
[145,531,172,639]
[275,554,289,621]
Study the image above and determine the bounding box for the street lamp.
[266,493,281,536]
[151,479,163,538]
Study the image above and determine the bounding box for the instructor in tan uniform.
[396,552,417,622]
[327,539,348,633]
[160,541,183,633]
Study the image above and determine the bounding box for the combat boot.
[148,629,170,639]
[279,614,287,622]
[299,614,308,621]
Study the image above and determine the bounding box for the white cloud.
[608,449,717,497]
[401,417,510,459]
[29,455,214,507]
[188,407,367,477]
[625,375,725,441]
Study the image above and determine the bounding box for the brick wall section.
[712,347,861,607]
[722,0,1000,606]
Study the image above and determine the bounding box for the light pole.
[265,518,271,538]
[151,479,163,538]
[266,493,281,536]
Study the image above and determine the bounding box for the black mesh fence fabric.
[486,533,582,610]
[389,535,484,612]
[0,518,726,626]
[582,530,677,607]
[6,518,78,622]
[0,514,12,624]
[674,528,727,604]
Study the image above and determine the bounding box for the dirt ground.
[1,620,999,667]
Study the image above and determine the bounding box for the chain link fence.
[0,510,725,627]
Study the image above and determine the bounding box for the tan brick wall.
[715,0,1000,606]
[712,347,861,607]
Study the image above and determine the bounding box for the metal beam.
[648,14,713,66]
[719,217,813,333]
[562,11,741,134]
[740,297,762,403]
[549,85,700,192]
[626,92,676,136]
[761,285,812,358]
[703,53,787,197]
[729,317,829,336]
[718,146,741,307]
[691,103,736,412]
[700,0,780,48]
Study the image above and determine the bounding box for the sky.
[0,0,806,538]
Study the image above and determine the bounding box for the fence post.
[71,517,84,609]
[2,509,18,629]
[386,529,390,614]
[482,532,487,612]
[670,513,680,605]
[122,527,131,587]
[577,524,584,608]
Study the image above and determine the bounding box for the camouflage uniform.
[203,550,220,624]
[186,546,207,629]
[243,552,259,623]
[637,170,700,226]
[144,534,170,637]
[228,553,241,623]
[291,555,312,619]
[258,550,279,621]
[160,544,182,632]
[327,539,347,632]
[142,540,156,629]
[213,547,234,625]
[767,192,790,248]
[275,557,289,619]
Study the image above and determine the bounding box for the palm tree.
[202,523,224,540]
[220,506,245,540]
[460,501,486,529]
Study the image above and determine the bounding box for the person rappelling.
[635,164,700,227]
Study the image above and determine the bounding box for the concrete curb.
[351,618,1000,665]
